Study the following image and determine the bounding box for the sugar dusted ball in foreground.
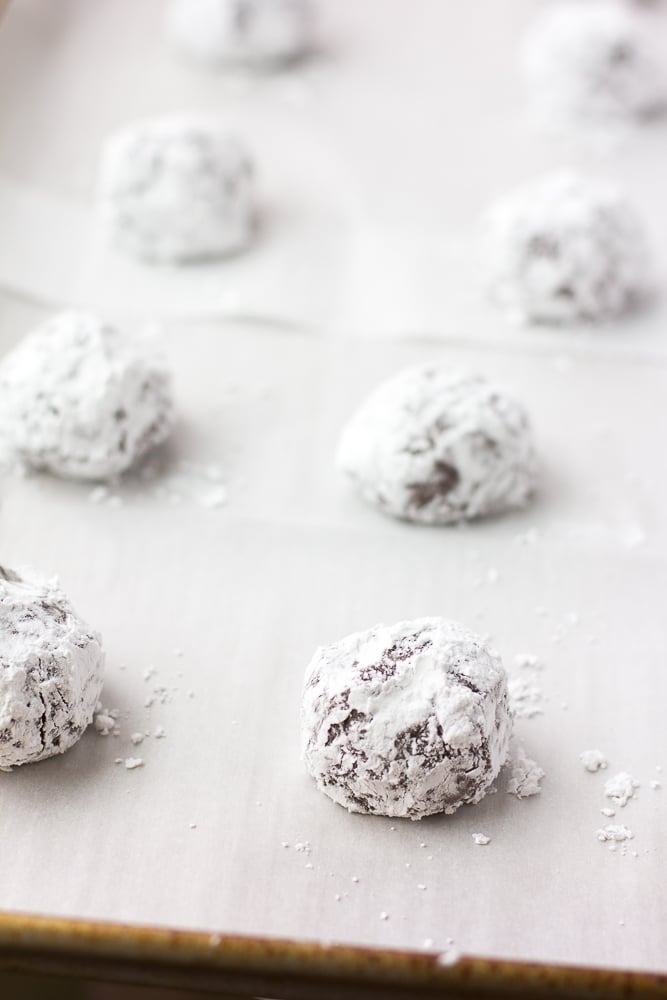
[485,172,652,324]
[337,365,537,525]
[99,117,255,263]
[0,566,105,769]
[0,311,174,480]
[520,2,667,122]
[165,0,313,68]
[302,618,512,820]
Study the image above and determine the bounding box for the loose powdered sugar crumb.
[472,833,491,846]
[604,772,640,807]
[597,825,634,843]
[124,757,144,770]
[580,749,608,773]
[507,746,545,798]
[508,673,544,719]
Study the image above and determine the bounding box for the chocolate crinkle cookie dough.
[520,1,667,122]
[301,618,512,820]
[485,171,652,324]
[0,567,104,769]
[98,117,255,263]
[337,365,537,525]
[0,311,174,480]
[165,0,313,68]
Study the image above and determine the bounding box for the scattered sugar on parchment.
[437,947,461,966]
[507,746,545,798]
[650,780,661,790]
[601,807,616,818]
[508,673,544,718]
[604,772,640,807]
[154,726,166,739]
[189,822,197,829]
[130,732,144,746]
[351,876,360,883]
[379,912,389,921]
[597,824,634,843]
[124,757,144,770]
[143,666,157,682]
[93,710,118,736]
[417,884,427,891]
[580,749,608,772]
[295,841,312,855]
[472,833,491,846]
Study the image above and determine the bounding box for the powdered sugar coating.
[485,172,652,324]
[520,2,667,122]
[0,567,104,768]
[165,0,313,67]
[337,365,537,524]
[0,311,174,480]
[301,618,512,820]
[99,117,255,263]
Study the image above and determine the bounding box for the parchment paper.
[0,0,666,977]
[0,295,665,973]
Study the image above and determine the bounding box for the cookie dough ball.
[0,566,105,768]
[165,0,313,68]
[520,2,667,121]
[302,618,512,820]
[98,118,255,263]
[485,172,652,324]
[0,311,174,480]
[337,365,537,525]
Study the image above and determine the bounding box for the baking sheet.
[0,0,666,980]
[0,294,666,974]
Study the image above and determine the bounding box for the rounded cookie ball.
[0,566,105,768]
[302,618,512,820]
[520,2,666,122]
[337,365,537,524]
[0,311,174,480]
[485,171,652,324]
[165,0,313,68]
[98,117,255,263]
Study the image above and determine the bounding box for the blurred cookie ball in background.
[0,311,174,481]
[520,1,667,123]
[98,117,256,264]
[485,171,653,325]
[337,365,537,525]
[164,0,314,69]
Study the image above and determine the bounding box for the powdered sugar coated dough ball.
[0,567,105,768]
[0,311,174,480]
[302,618,512,820]
[485,172,652,324]
[165,0,313,67]
[99,118,255,263]
[338,365,537,525]
[520,2,667,121]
